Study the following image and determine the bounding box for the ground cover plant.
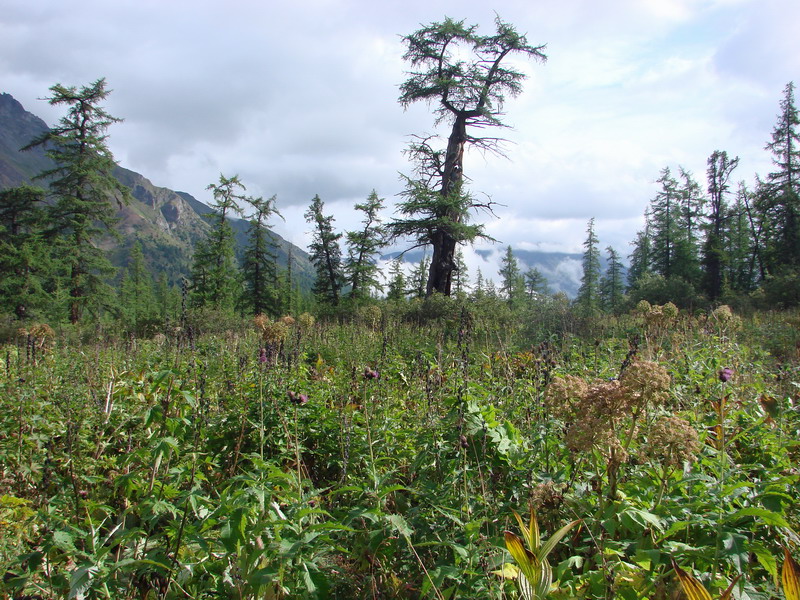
[1,300,798,599]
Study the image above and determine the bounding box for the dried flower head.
[544,375,588,420]
[253,313,270,331]
[620,360,671,408]
[280,315,296,327]
[662,302,679,319]
[643,415,700,468]
[262,321,289,345]
[298,312,316,329]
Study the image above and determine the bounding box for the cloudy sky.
[3,0,799,282]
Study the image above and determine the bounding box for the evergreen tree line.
[3,77,798,333]
[573,81,800,313]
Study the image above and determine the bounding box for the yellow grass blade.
[783,547,800,600]
[529,505,540,551]
[671,559,713,600]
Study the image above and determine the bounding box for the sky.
[3,0,799,284]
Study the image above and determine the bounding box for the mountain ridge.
[0,92,314,289]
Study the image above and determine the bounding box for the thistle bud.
[719,368,733,383]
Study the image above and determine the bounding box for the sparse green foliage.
[394,16,546,296]
[190,173,246,311]
[242,194,283,316]
[305,194,344,306]
[345,190,386,302]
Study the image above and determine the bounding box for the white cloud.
[3,0,799,286]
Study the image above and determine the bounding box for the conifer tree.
[703,150,739,300]
[758,82,800,271]
[190,174,245,310]
[386,258,407,301]
[725,187,757,293]
[22,78,130,323]
[499,245,524,306]
[576,218,601,313]
[409,253,430,298]
[242,194,282,316]
[524,266,550,299]
[345,190,386,302]
[649,168,681,280]
[600,246,625,313]
[674,167,705,285]
[627,214,652,290]
[305,195,344,306]
[118,240,156,334]
[452,249,470,296]
[0,185,51,319]
[393,17,546,296]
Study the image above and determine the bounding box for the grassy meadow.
[1,299,799,599]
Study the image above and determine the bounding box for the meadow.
[1,298,799,599]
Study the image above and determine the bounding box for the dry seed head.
[29,323,55,339]
[253,313,270,332]
[298,312,315,329]
[545,375,588,420]
[280,315,296,327]
[643,415,700,467]
[262,320,289,344]
[620,360,671,408]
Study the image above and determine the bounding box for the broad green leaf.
[68,564,99,600]
[750,542,778,581]
[386,514,413,539]
[539,520,581,562]
[726,507,791,528]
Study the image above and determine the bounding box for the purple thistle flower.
[259,348,268,364]
[288,390,308,405]
[719,367,733,383]
[364,367,379,380]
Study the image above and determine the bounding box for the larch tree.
[600,246,625,314]
[391,17,546,296]
[759,81,800,271]
[499,245,524,305]
[703,150,739,300]
[305,195,344,306]
[22,78,130,323]
[242,194,283,316]
[190,174,245,311]
[0,185,51,319]
[386,258,407,301]
[524,266,550,298]
[345,190,386,302]
[118,240,157,334]
[649,168,681,281]
[627,214,653,290]
[576,218,601,314]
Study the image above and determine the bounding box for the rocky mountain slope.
[0,92,313,288]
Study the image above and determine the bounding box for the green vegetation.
[1,300,799,599]
[1,20,800,599]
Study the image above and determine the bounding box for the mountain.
[384,247,625,298]
[0,92,314,289]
